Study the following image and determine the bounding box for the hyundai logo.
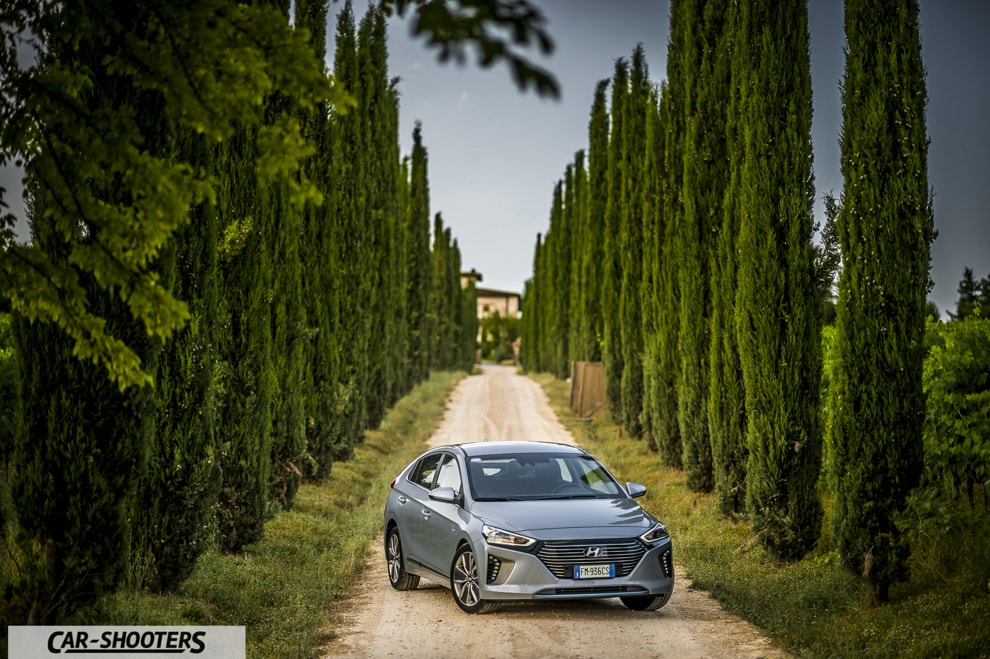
[584,546,606,558]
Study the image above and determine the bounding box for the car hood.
[469,498,655,540]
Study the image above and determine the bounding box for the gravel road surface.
[322,364,788,659]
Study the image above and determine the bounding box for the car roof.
[454,440,588,458]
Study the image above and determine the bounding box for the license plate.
[573,564,615,579]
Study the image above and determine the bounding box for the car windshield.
[467,453,624,500]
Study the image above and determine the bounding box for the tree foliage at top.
[0,0,342,390]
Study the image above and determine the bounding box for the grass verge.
[66,371,467,658]
[530,372,990,659]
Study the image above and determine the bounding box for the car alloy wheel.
[451,544,498,614]
[386,527,419,591]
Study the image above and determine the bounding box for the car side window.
[409,453,444,490]
[435,455,462,494]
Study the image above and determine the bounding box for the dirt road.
[322,364,788,658]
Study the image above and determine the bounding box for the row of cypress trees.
[5,0,476,622]
[522,0,932,603]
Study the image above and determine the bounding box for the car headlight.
[640,523,669,545]
[483,524,536,548]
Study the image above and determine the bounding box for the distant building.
[460,270,522,364]
[459,269,522,320]
[475,288,521,320]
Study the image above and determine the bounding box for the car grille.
[537,540,645,579]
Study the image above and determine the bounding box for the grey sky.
[4,1,987,317]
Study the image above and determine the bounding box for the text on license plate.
[573,564,615,579]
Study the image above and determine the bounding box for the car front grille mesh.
[537,540,645,579]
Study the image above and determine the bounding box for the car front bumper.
[477,536,674,602]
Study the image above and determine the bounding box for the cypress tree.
[132,125,222,592]
[405,122,433,385]
[263,47,307,508]
[297,0,340,481]
[675,0,715,491]
[652,43,685,468]
[215,121,275,552]
[393,155,412,392]
[582,81,610,364]
[568,150,597,362]
[430,214,447,369]
[566,151,588,364]
[830,0,932,603]
[383,78,405,406]
[735,0,822,558]
[639,85,662,449]
[619,46,650,440]
[705,0,747,516]
[459,278,479,371]
[550,173,571,380]
[359,5,395,428]
[329,0,369,456]
[602,58,629,423]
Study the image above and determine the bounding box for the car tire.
[620,593,669,611]
[450,544,499,614]
[386,526,420,591]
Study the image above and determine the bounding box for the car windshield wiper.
[473,496,531,502]
[537,494,599,500]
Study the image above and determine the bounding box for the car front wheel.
[386,527,420,591]
[450,544,498,614]
[620,593,669,611]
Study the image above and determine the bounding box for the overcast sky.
[4,1,987,317]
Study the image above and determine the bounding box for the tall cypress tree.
[619,46,650,439]
[297,0,340,481]
[550,172,571,380]
[132,125,222,592]
[264,62,307,510]
[653,22,686,469]
[676,0,715,491]
[567,151,591,363]
[708,0,747,517]
[582,80,610,364]
[215,121,275,552]
[602,58,629,423]
[830,0,932,603]
[735,0,822,558]
[329,0,369,457]
[393,154,412,392]
[359,5,395,429]
[405,122,433,386]
[639,85,662,449]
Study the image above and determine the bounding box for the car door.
[419,453,466,575]
[395,451,444,566]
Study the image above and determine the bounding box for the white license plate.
[573,564,615,579]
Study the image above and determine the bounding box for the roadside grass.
[530,372,990,659]
[65,371,467,658]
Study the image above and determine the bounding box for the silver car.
[383,440,674,614]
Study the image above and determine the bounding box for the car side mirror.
[626,482,647,499]
[430,486,460,504]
